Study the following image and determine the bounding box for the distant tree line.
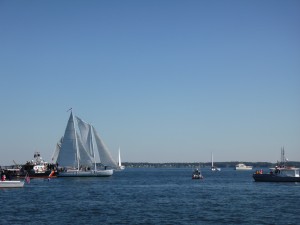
[122,161,300,168]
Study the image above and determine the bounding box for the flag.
[25,173,30,184]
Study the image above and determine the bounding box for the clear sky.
[0,0,299,165]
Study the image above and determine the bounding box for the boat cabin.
[271,167,300,177]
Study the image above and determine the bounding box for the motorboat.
[253,147,300,182]
[0,180,25,188]
[5,152,57,178]
[192,168,203,179]
[253,166,300,182]
[235,163,253,170]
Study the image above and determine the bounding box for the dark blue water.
[1,168,300,225]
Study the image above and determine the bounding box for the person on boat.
[275,166,279,174]
[1,174,6,181]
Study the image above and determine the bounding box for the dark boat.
[4,152,57,179]
[253,167,300,182]
[253,147,300,182]
[192,168,203,179]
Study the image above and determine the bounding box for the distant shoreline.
[121,161,300,168]
[2,161,299,169]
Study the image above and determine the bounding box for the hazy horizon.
[1,1,299,165]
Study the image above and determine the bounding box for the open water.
[1,168,300,225]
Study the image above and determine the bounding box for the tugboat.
[4,152,57,178]
[253,147,300,182]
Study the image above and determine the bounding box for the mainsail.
[118,147,122,167]
[55,111,118,169]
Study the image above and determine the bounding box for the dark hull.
[192,176,203,179]
[6,171,57,179]
[253,174,300,182]
[192,174,203,179]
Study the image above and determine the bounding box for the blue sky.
[0,0,299,165]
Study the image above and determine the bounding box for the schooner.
[52,111,118,177]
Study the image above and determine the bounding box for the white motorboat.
[235,163,253,170]
[0,180,24,188]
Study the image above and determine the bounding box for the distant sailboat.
[118,147,125,170]
[211,152,221,171]
[54,111,118,177]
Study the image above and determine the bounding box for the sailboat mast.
[91,125,97,171]
[72,112,80,170]
[211,152,214,167]
[118,147,121,167]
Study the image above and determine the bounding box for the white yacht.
[235,163,253,170]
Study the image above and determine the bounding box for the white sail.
[76,116,94,157]
[55,111,117,176]
[211,152,221,171]
[92,126,118,168]
[118,147,125,170]
[51,136,63,163]
[56,112,79,168]
[76,133,94,167]
[118,147,121,167]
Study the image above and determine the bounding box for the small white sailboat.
[118,147,125,170]
[211,152,221,171]
[54,110,118,177]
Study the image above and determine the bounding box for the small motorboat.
[235,163,253,171]
[192,168,203,179]
[0,180,25,188]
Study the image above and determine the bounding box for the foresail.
[92,126,118,168]
[56,112,78,168]
[52,136,63,163]
[76,116,94,157]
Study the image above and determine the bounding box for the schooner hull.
[57,169,113,177]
